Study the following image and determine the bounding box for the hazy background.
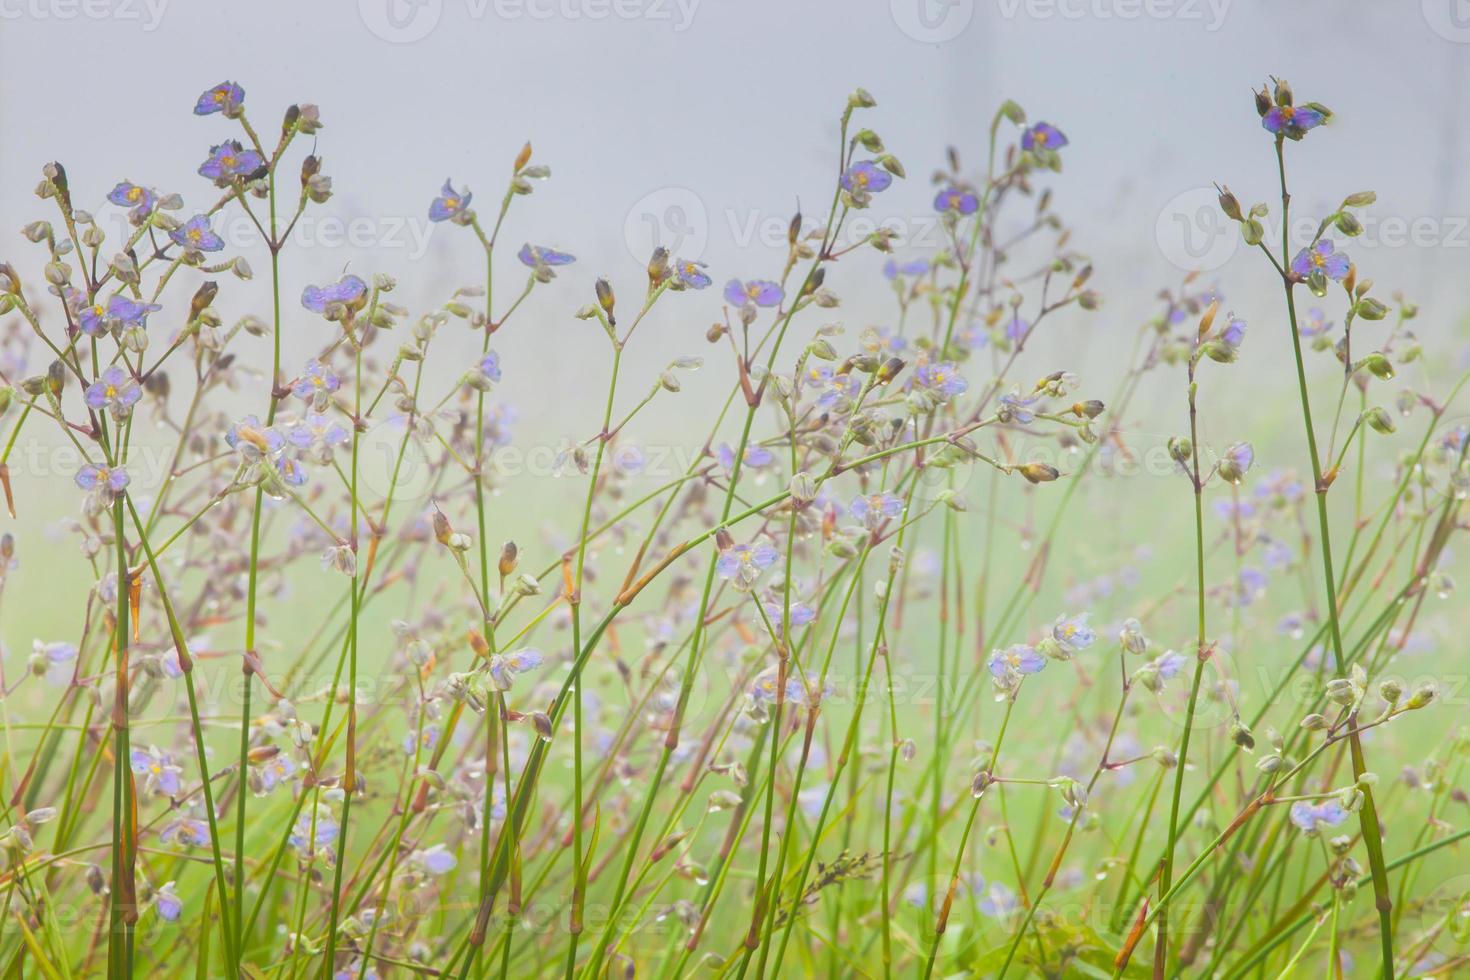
[2,0,1469,649]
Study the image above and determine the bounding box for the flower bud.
[1018,462,1059,484]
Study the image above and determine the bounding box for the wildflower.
[479,351,502,384]
[716,442,774,473]
[849,492,904,530]
[77,294,162,336]
[1300,307,1333,337]
[998,389,1039,424]
[517,244,576,272]
[913,361,968,399]
[488,648,544,691]
[749,666,806,708]
[806,365,859,409]
[761,600,816,636]
[410,844,458,875]
[1021,122,1068,153]
[106,180,158,219]
[160,818,211,848]
[301,274,367,316]
[428,179,472,222]
[674,258,712,290]
[29,640,76,678]
[130,746,182,796]
[715,542,779,588]
[226,414,285,462]
[1291,239,1349,282]
[151,881,183,922]
[169,214,225,253]
[883,257,930,279]
[1262,103,1326,140]
[249,751,297,796]
[1218,442,1255,484]
[723,279,783,308]
[933,186,979,215]
[197,140,264,181]
[291,360,340,403]
[288,808,340,859]
[1289,799,1347,834]
[988,644,1046,679]
[840,160,893,194]
[977,880,1022,920]
[1052,613,1096,651]
[193,80,244,116]
[75,463,129,509]
[84,366,142,419]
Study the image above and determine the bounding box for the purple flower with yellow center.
[715,542,780,585]
[488,648,544,691]
[107,180,158,217]
[849,492,904,529]
[480,351,502,383]
[169,214,224,253]
[883,257,929,279]
[160,818,211,848]
[130,745,182,796]
[79,294,162,336]
[291,360,340,401]
[429,178,472,222]
[750,666,806,706]
[841,160,892,194]
[1052,613,1096,651]
[1022,122,1068,153]
[287,413,350,456]
[716,442,774,473]
[1289,799,1347,833]
[517,243,576,269]
[301,274,367,315]
[85,366,143,417]
[251,752,297,796]
[1262,104,1326,140]
[1290,239,1349,282]
[75,462,129,496]
[933,186,979,215]
[226,414,285,462]
[914,361,968,399]
[198,140,264,181]
[806,365,859,409]
[987,644,1046,679]
[1300,307,1333,337]
[194,80,244,116]
[723,279,783,308]
[675,258,712,290]
[289,809,339,858]
[999,390,1039,424]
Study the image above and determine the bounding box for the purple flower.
[153,882,183,922]
[1052,613,1096,651]
[840,160,892,194]
[287,413,350,456]
[480,351,502,383]
[1262,104,1326,140]
[107,181,158,217]
[194,81,244,116]
[1152,650,1188,681]
[750,666,806,706]
[717,442,774,472]
[934,187,979,215]
[715,542,779,586]
[131,746,182,797]
[517,244,576,269]
[301,275,368,315]
[488,648,544,690]
[806,365,859,409]
[849,492,904,529]
[198,140,264,181]
[1022,122,1068,153]
[412,844,458,875]
[226,414,285,461]
[429,179,472,222]
[988,644,1046,679]
[78,294,162,336]
[251,752,297,796]
[723,279,783,308]
[291,360,340,401]
[1219,442,1255,484]
[169,214,224,253]
[75,463,129,495]
[1219,317,1246,350]
[883,258,930,279]
[1005,317,1029,343]
[288,809,339,858]
[914,361,968,399]
[762,600,816,636]
[675,258,712,290]
[1290,239,1349,282]
[1300,307,1333,337]
[1289,799,1348,833]
[999,391,1039,424]
[84,367,143,417]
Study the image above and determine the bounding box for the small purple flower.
[1289,799,1348,833]
[194,81,245,116]
[988,644,1046,679]
[169,214,225,253]
[849,492,904,529]
[1300,307,1333,337]
[716,443,774,473]
[806,365,859,409]
[107,181,158,217]
[675,258,712,290]
[715,542,780,586]
[1152,650,1188,681]
[85,367,143,417]
[226,415,286,462]
[1005,317,1029,344]
[1262,104,1326,140]
[840,160,892,194]
[479,351,502,383]
[1218,317,1247,350]
[292,360,340,402]
[933,187,979,215]
[999,391,1039,425]
[288,809,339,858]
[78,294,162,336]
[251,752,297,796]
[75,463,129,495]
[1219,442,1255,484]
[517,244,576,269]
[489,648,544,690]
[412,844,458,875]
[429,178,472,222]
[883,257,930,279]
[1291,239,1349,282]
[762,600,816,636]
[131,746,182,797]
[914,361,968,399]
[301,274,368,315]
[723,279,783,308]
[287,413,350,456]
[1052,613,1096,651]
[978,881,1021,920]
[153,882,183,922]
[750,666,806,706]
[1022,122,1068,153]
[198,140,264,181]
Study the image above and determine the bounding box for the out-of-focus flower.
[988,644,1046,679]
[914,361,968,399]
[715,542,779,587]
[723,279,783,308]
[716,443,774,473]
[1021,122,1067,153]
[934,187,979,215]
[291,360,340,402]
[1289,799,1347,833]
[849,492,903,530]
